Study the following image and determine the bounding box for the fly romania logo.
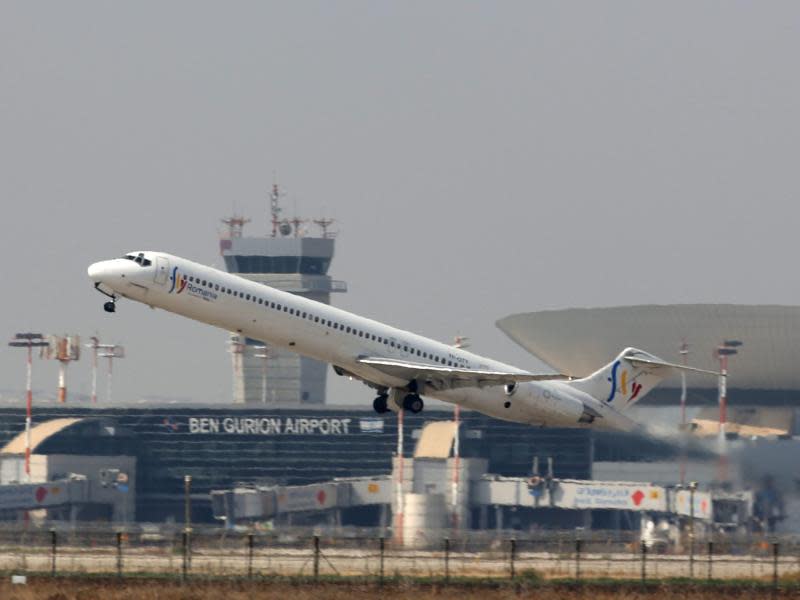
[168,267,187,294]
[606,360,643,404]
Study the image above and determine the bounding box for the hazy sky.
[1,2,799,405]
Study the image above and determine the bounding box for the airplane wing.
[356,356,568,391]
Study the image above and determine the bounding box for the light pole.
[679,341,690,429]
[184,474,192,532]
[716,340,742,436]
[451,335,470,532]
[97,344,125,404]
[45,335,80,403]
[252,345,270,405]
[8,333,49,480]
[689,481,697,577]
[86,337,100,404]
[715,340,742,483]
[678,341,690,485]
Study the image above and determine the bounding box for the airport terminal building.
[0,405,681,524]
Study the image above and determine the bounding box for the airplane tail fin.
[566,347,719,411]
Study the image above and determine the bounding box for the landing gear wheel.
[403,394,424,414]
[373,394,389,414]
[103,301,116,313]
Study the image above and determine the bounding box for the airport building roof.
[497,304,800,392]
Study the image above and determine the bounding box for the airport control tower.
[219,184,346,405]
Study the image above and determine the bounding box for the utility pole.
[8,333,49,480]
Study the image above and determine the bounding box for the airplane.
[88,251,718,431]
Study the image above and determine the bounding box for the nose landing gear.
[95,282,117,314]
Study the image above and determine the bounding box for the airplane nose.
[87,261,106,281]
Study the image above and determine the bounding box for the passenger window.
[214,284,219,291]
[314,316,319,323]
[390,342,395,348]
[346,326,351,333]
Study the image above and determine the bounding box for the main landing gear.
[372,389,425,414]
[373,393,389,414]
[95,282,117,313]
[402,393,424,413]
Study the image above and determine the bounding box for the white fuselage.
[88,252,634,430]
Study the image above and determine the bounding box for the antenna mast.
[313,218,336,239]
[270,183,283,238]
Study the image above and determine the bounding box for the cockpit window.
[121,253,152,267]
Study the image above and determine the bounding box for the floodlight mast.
[97,344,125,404]
[8,333,49,480]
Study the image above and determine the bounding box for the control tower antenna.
[270,183,285,238]
[290,215,308,238]
[220,216,250,239]
[313,217,336,239]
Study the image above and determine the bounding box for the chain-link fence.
[0,526,797,587]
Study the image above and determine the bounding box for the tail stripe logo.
[607,359,645,404]
[606,361,621,402]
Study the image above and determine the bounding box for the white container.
[402,492,446,548]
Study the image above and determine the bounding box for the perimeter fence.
[0,525,797,586]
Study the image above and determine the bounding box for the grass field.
[0,578,798,600]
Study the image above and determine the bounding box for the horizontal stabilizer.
[625,356,721,376]
[357,356,568,391]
